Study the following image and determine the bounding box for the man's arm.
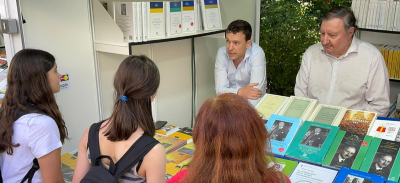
[295,50,310,97]
[247,51,266,106]
[215,48,239,95]
[365,53,390,117]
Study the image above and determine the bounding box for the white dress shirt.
[215,42,267,106]
[295,37,390,117]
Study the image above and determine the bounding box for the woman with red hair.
[167,93,290,183]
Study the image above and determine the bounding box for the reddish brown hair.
[184,93,285,183]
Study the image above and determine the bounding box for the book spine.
[388,141,400,181]
[142,2,148,41]
[351,135,373,170]
[322,130,345,167]
[359,138,381,172]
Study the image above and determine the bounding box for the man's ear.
[246,39,252,49]
[348,27,355,39]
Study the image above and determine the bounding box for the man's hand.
[237,83,262,100]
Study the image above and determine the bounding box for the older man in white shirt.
[295,6,390,117]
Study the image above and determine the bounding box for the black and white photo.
[368,152,394,178]
[300,126,330,148]
[269,120,292,141]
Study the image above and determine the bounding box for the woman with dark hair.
[0,49,68,182]
[72,55,166,183]
[167,93,290,183]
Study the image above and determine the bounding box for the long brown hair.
[185,93,285,183]
[105,55,160,141]
[0,49,68,155]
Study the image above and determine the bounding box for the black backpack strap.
[88,121,104,166]
[113,135,159,179]
[16,104,42,121]
[20,159,39,183]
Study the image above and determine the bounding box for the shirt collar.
[320,36,358,59]
[375,163,382,170]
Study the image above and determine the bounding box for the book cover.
[335,109,377,135]
[307,104,347,125]
[182,0,196,33]
[360,138,400,181]
[115,2,136,41]
[255,94,288,120]
[334,167,386,183]
[155,123,179,136]
[368,119,400,142]
[266,156,299,176]
[166,1,182,36]
[289,162,338,183]
[168,127,193,143]
[165,158,191,180]
[322,130,373,170]
[285,121,339,164]
[199,0,222,30]
[166,142,194,164]
[265,114,302,155]
[141,2,148,41]
[158,136,187,154]
[147,2,165,39]
[278,96,317,121]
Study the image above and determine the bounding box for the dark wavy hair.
[184,93,286,183]
[0,49,68,155]
[104,55,160,140]
[226,19,252,41]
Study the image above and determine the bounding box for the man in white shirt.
[295,6,390,116]
[215,20,266,106]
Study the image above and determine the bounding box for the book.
[334,167,386,183]
[285,121,339,164]
[255,94,288,120]
[181,0,196,33]
[368,119,400,142]
[307,104,347,125]
[360,138,400,181]
[166,1,183,36]
[165,158,191,180]
[147,2,166,39]
[168,127,193,143]
[136,2,143,42]
[266,156,299,176]
[61,153,78,182]
[322,131,373,170]
[115,2,137,41]
[334,109,378,135]
[155,123,179,136]
[158,136,187,154]
[199,0,222,30]
[289,162,338,183]
[141,2,148,41]
[265,114,302,155]
[278,96,317,121]
[166,142,194,164]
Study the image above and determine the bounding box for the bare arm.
[141,143,166,183]
[72,127,91,183]
[38,148,65,183]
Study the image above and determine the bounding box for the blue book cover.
[265,114,302,155]
[385,181,397,183]
[334,167,386,183]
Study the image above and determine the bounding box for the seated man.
[215,19,266,106]
[295,6,390,116]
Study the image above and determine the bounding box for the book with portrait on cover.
[333,167,385,183]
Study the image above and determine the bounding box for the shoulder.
[18,113,59,133]
[305,42,322,55]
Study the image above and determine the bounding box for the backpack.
[0,104,42,183]
[80,121,159,183]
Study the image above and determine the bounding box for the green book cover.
[312,105,342,125]
[322,130,372,170]
[282,98,311,119]
[285,121,339,164]
[359,138,400,181]
[266,156,299,176]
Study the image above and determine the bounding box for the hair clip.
[119,95,128,102]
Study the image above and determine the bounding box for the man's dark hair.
[226,19,252,41]
[321,6,357,32]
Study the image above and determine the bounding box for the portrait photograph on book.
[269,120,292,142]
[300,126,330,148]
[330,133,364,169]
[368,152,396,179]
[344,175,372,183]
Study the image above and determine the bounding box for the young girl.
[72,55,166,183]
[167,93,290,183]
[0,49,68,182]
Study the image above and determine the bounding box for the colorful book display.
[360,138,400,181]
[182,0,196,33]
[335,109,377,135]
[322,131,372,170]
[166,1,182,36]
[199,0,222,30]
[166,142,194,164]
[168,127,193,143]
[308,104,347,125]
[334,167,386,183]
[255,94,288,120]
[158,136,187,154]
[285,121,339,164]
[265,114,302,155]
[156,123,179,136]
[147,2,165,39]
[278,96,317,121]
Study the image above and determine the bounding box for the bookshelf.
[90,0,260,128]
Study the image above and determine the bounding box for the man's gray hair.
[321,6,357,33]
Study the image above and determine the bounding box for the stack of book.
[351,0,400,31]
[373,44,400,80]
[100,0,222,42]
